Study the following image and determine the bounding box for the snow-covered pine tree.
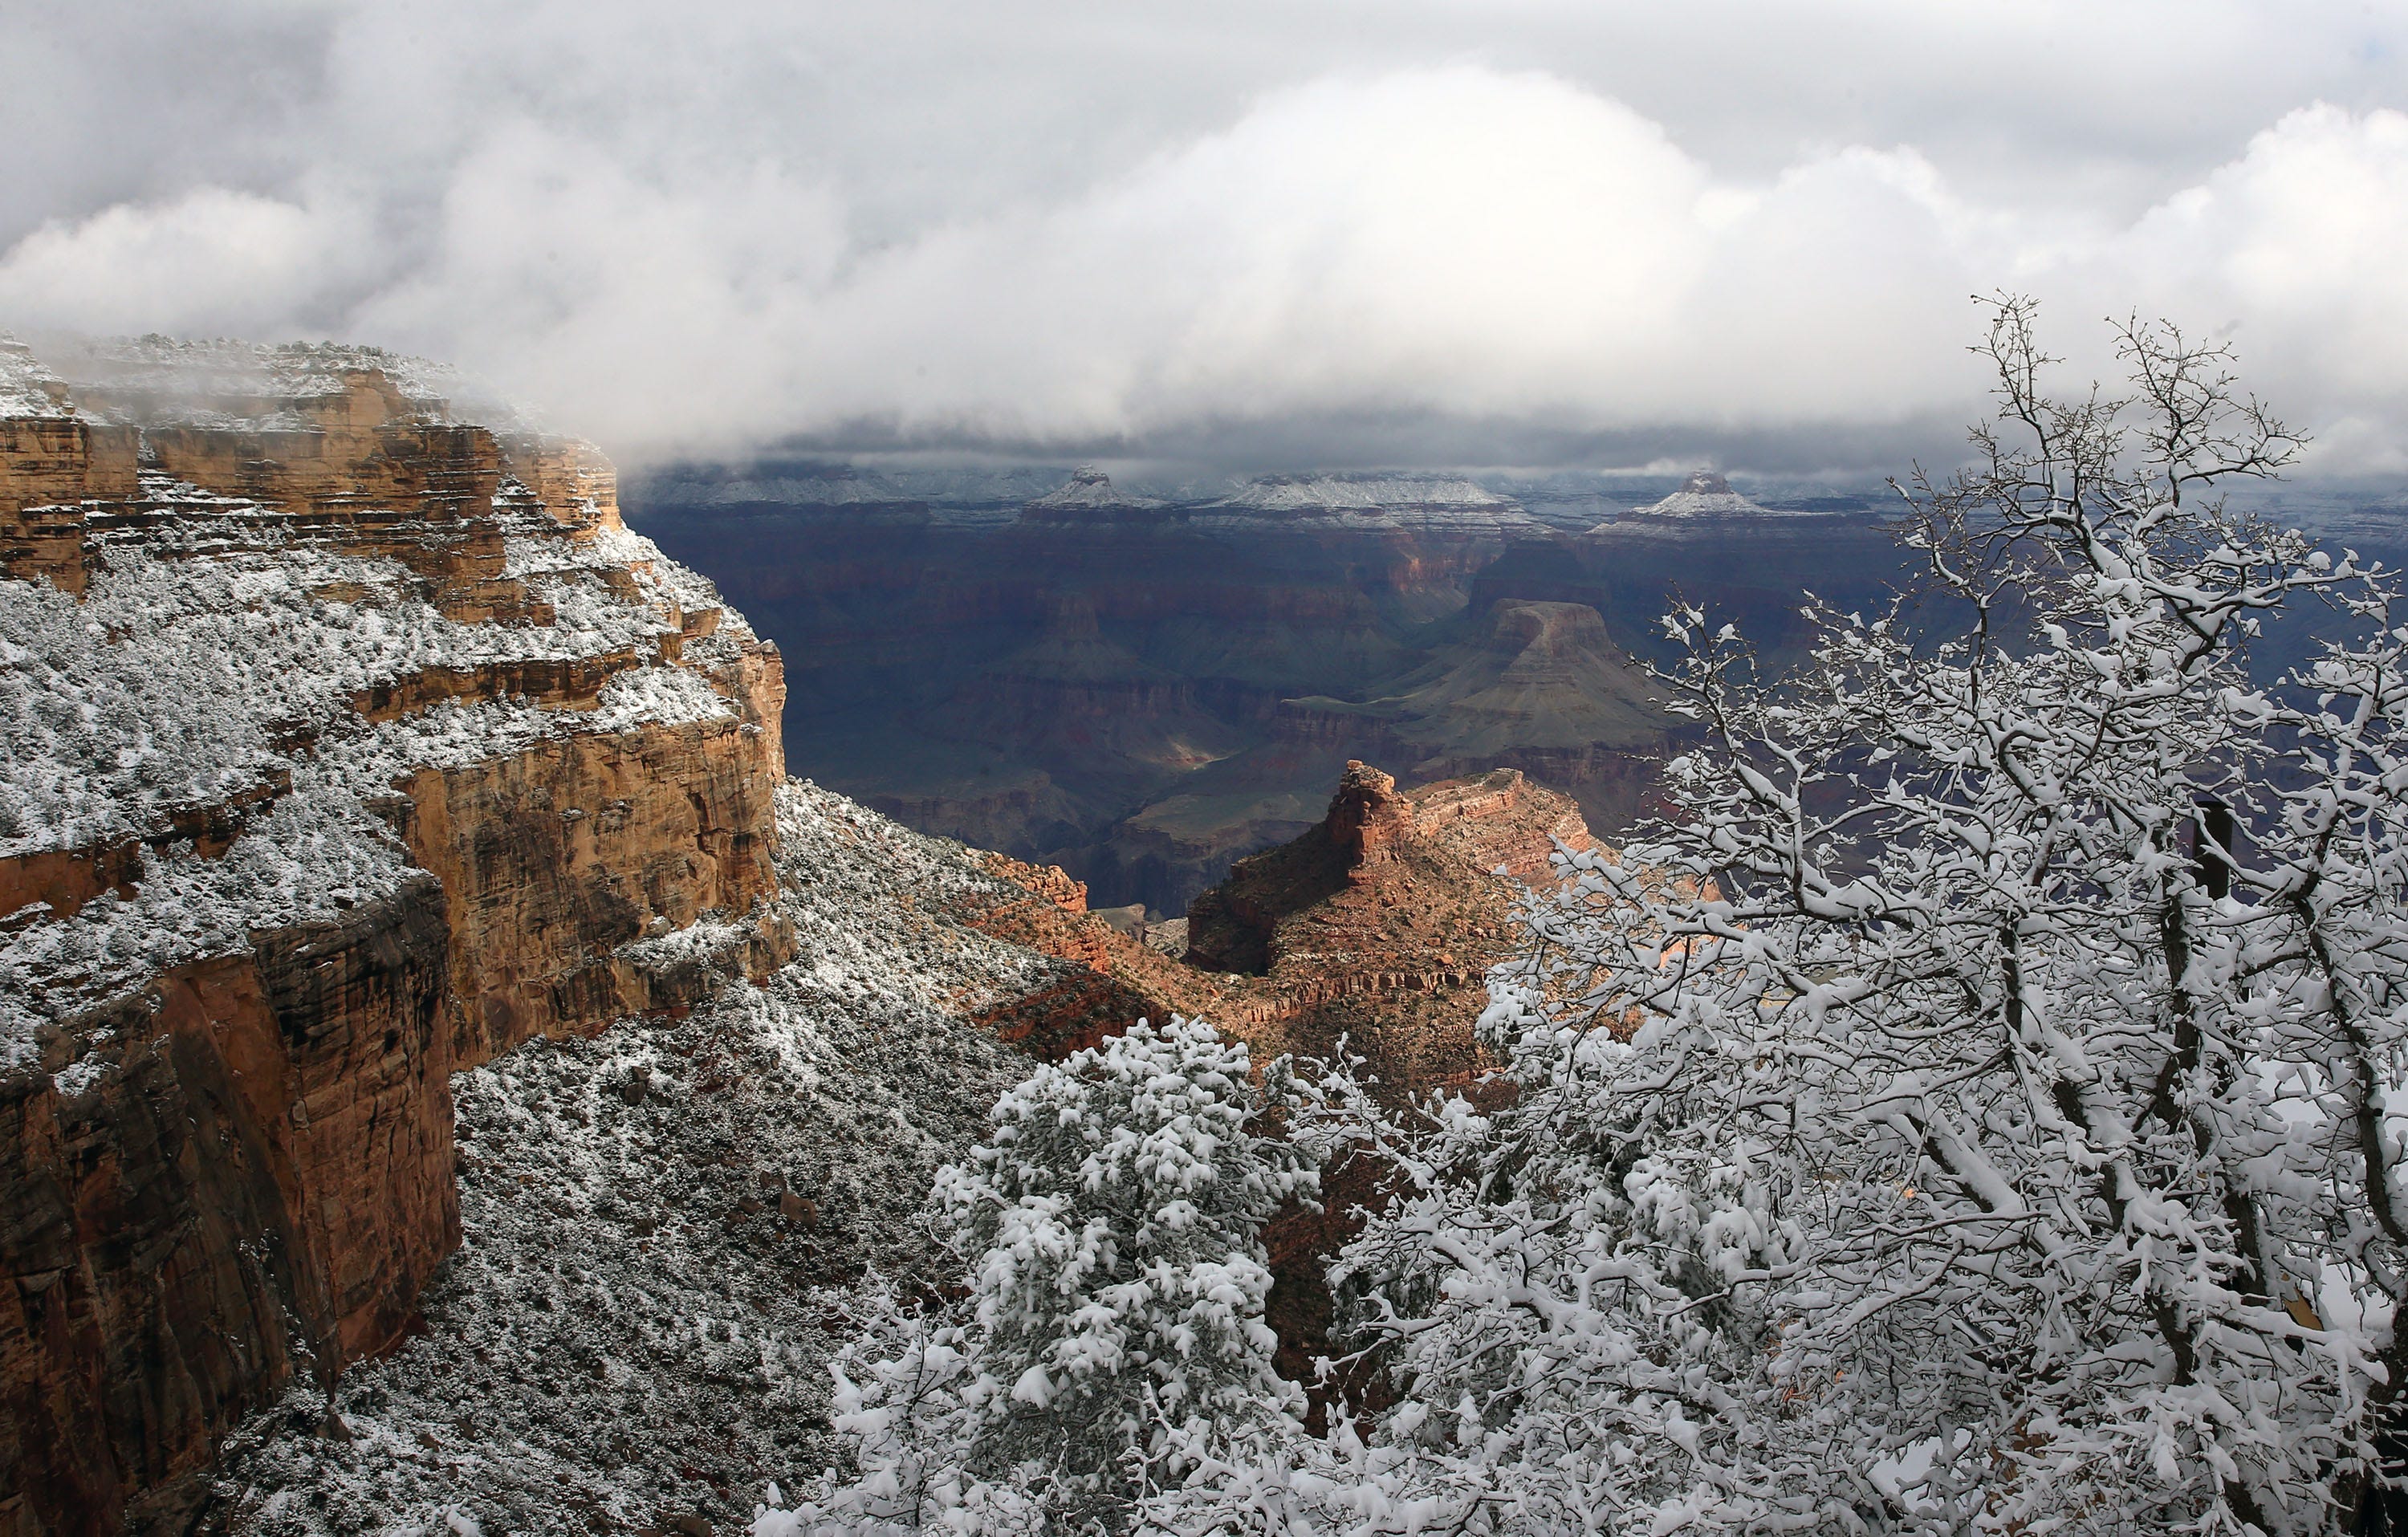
[775,1015,1316,1536]
[1156,300,2408,1536]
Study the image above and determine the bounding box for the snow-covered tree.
[775,1015,1317,1536]
[1152,301,2408,1536]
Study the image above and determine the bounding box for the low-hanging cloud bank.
[3,57,2404,474]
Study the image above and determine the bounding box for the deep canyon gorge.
[0,338,1655,1535]
[628,461,1915,916]
[14,334,2403,1537]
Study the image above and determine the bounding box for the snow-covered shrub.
[1148,303,2408,1535]
[776,1015,1317,1535]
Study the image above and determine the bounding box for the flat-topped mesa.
[0,337,787,1535]
[1018,464,1173,527]
[1199,472,1545,534]
[1590,467,1820,529]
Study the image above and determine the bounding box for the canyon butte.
[0,337,1618,1536]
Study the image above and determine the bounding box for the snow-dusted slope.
[201,783,1064,1536]
[1017,464,1174,525]
[1198,473,1542,532]
[0,486,746,1059]
[0,334,75,417]
[1024,463,1165,513]
[1592,469,1824,528]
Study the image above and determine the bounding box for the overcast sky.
[5,0,2406,474]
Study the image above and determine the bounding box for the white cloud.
[2096,104,2408,469]
[2,5,2406,474]
[0,187,372,338]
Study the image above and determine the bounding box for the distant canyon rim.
[628,458,1925,914]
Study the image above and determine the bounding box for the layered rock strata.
[1186,759,1592,1086]
[0,334,1617,1535]
[0,340,788,1536]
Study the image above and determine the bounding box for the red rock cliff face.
[0,345,791,1535]
[2,884,452,1536]
[397,694,788,1068]
[1186,759,1592,1087]
[0,415,140,596]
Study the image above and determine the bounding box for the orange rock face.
[397,707,788,1067]
[0,349,793,1536]
[1188,758,1592,1086]
[1,883,454,1537]
[0,417,140,595]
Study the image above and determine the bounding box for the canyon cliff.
[0,338,796,1535]
[1187,759,1592,1086]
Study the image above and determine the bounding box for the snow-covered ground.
[1191,474,1544,533]
[197,783,1075,1537]
[0,479,753,1063]
[0,333,75,417]
[1593,469,1828,526]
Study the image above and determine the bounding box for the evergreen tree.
[782,1016,1316,1535]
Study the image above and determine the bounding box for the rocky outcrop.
[1018,465,1174,526]
[948,852,1234,1060]
[1605,467,1784,522]
[1176,759,1594,1405]
[0,341,791,1536]
[901,756,1592,1088]
[1186,760,1592,1086]
[0,417,141,594]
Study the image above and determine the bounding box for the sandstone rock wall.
[0,418,140,595]
[396,708,787,1067]
[1174,760,1597,1409]
[0,348,792,1535]
[0,882,452,1537]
